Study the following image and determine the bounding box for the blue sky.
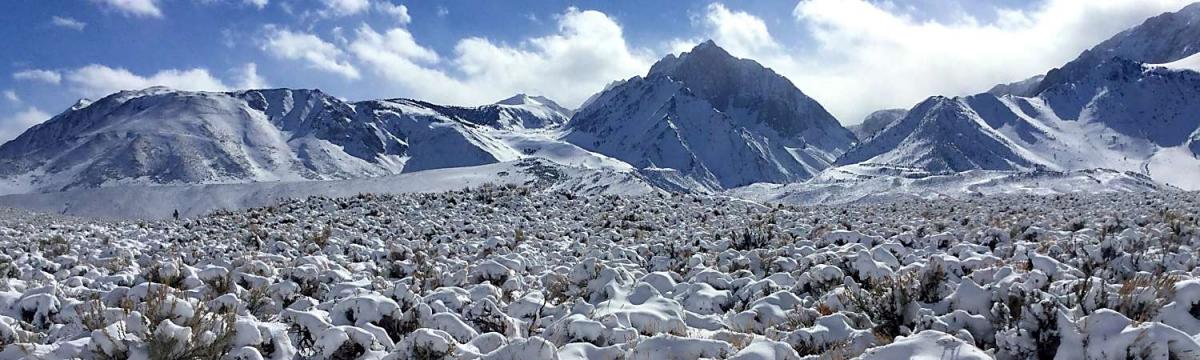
[1,0,1195,142]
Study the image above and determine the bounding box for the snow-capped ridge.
[0,87,591,195]
[565,40,855,189]
[836,2,1200,190]
[1035,2,1200,95]
[494,93,571,114]
[836,95,1039,173]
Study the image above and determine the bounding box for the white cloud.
[375,2,411,24]
[320,0,371,17]
[262,27,361,79]
[797,0,1198,123]
[680,0,1198,124]
[13,70,63,85]
[348,7,653,107]
[348,25,459,99]
[351,24,439,63]
[3,90,19,104]
[0,107,51,143]
[244,0,268,10]
[234,63,270,89]
[64,65,231,98]
[91,0,163,18]
[701,4,781,58]
[50,16,87,30]
[44,63,266,99]
[436,6,449,17]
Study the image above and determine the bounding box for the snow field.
[0,187,1198,359]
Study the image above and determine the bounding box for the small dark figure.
[173,209,179,220]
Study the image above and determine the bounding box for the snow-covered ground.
[731,166,1168,206]
[2,188,1199,359]
[0,159,1165,220]
[0,159,655,219]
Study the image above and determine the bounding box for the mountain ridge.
[839,2,1200,189]
[565,40,856,189]
[5,2,1200,201]
[0,87,578,194]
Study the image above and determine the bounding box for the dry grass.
[89,286,237,360]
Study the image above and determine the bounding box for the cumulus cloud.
[234,63,270,89]
[375,2,411,24]
[348,7,653,107]
[320,0,371,17]
[50,16,87,30]
[0,107,51,143]
[91,0,163,18]
[263,27,361,80]
[347,25,459,100]
[699,4,782,59]
[12,70,63,85]
[749,0,1196,123]
[351,24,439,64]
[49,63,267,99]
[63,65,230,98]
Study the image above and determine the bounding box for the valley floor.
[1,187,1199,359]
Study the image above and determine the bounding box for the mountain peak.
[648,40,738,78]
[1036,3,1200,95]
[495,93,537,106]
[638,39,851,145]
[691,39,725,54]
[493,93,571,116]
[112,86,177,99]
[1085,2,1200,64]
[567,39,855,188]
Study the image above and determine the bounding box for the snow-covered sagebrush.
[1,186,1199,359]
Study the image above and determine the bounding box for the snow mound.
[858,330,990,360]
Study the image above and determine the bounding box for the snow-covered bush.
[0,189,1199,358]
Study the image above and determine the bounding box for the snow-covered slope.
[835,95,1042,173]
[489,94,573,129]
[731,167,1167,205]
[565,41,855,189]
[0,158,656,219]
[0,88,581,195]
[1064,2,1200,67]
[835,3,1200,189]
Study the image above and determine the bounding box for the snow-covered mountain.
[473,94,572,129]
[835,94,1043,173]
[836,3,1200,190]
[4,5,1199,203]
[986,75,1044,97]
[0,87,579,194]
[848,109,906,140]
[565,40,856,189]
